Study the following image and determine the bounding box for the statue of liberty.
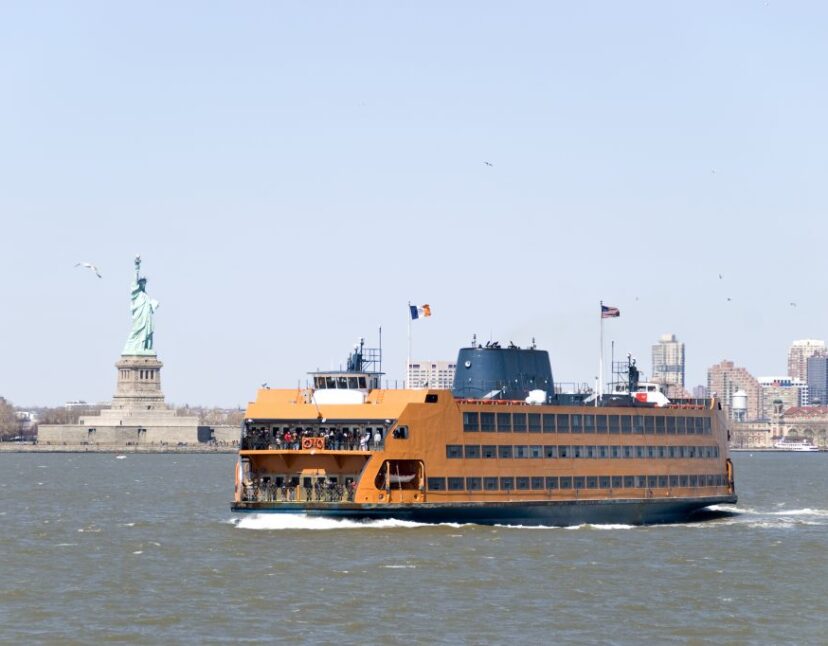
[123,256,159,355]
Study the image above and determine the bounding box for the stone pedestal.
[112,354,166,411]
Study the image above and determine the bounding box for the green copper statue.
[122,255,159,355]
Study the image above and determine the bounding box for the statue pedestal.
[112,354,166,411]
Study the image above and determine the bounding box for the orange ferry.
[231,339,736,525]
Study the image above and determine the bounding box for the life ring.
[315,437,325,450]
[301,437,314,450]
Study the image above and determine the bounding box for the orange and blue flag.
[410,304,432,320]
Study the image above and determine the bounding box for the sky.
[2,1,828,407]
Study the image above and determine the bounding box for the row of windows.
[446,444,721,460]
[427,473,728,491]
[462,412,711,435]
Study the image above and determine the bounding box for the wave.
[231,514,459,531]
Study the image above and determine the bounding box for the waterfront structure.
[652,333,685,392]
[806,355,828,405]
[777,406,828,448]
[707,360,762,422]
[757,376,808,419]
[232,340,735,526]
[38,258,235,447]
[406,360,456,389]
[787,339,826,382]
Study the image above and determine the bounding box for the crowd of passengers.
[242,425,385,451]
[243,476,355,503]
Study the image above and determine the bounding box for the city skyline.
[2,3,828,406]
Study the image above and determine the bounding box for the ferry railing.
[243,484,356,504]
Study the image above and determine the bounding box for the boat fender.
[301,437,314,450]
[315,437,325,450]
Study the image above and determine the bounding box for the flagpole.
[599,301,604,405]
[407,302,411,389]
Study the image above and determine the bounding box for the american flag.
[601,304,620,318]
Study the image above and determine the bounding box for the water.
[1,453,826,644]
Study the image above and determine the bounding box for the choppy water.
[1,452,826,644]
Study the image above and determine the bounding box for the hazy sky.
[2,2,827,407]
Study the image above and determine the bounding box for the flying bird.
[790,302,797,307]
[75,262,102,278]
[718,273,723,279]
[483,161,493,167]
[727,297,733,302]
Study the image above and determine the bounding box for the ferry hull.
[231,495,737,526]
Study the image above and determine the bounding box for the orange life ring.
[315,437,325,450]
[301,437,314,450]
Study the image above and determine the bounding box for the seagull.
[483,161,493,167]
[75,262,102,278]
[718,273,723,279]
[727,297,733,302]
[790,302,797,307]
[261,382,269,389]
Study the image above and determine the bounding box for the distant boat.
[773,438,819,452]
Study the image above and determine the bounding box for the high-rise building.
[757,376,808,419]
[787,339,826,381]
[407,360,456,389]
[806,355,828,405]
[652,333,685,390]
[707,360,762,421]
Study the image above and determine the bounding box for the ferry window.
[427,478,446,491]
[573,476,585,490]
[497,445,513,459]
[621,416,632,434]
[623,446,632,458]
[689,475,698,487]
[337,377,348,389]
[688,446,696,458]
[644,416,655,434]
[528,414,541,433]
[666,417,676,434]
[636,446,645,458]
[647,446,655,459]
[546,476,559,489]
[348,377,359,389]
[658,475,668,488]
[446,445,463,459]
[463,412,480,432]
[570,414,581,433]
[500,477,514,491]
[623,476,636,488]
[599,445,608,458]
[659,446,667,458]
[496,413,512,432]
[512,414,527,432]
[393,426,408,439]
[514,445,529,458]
[544,445,557,458]
[448,477,464,491]
[714,446,719,458]
[531,477,544,490]
[583,415,595,434]
[669,475,679,487]
[425,394,438,403]
[482,445,497,459]
[647,475,658,488]
[559,445,570,458]
[587,476,598,489]
[611,476,622,489]
[573,446,583,459]
[559,476,572,489]
[325,377,336,389]
[483,477,499,491]
[556,414,570,433]
[530,445,542,458]
[610,446,620,458]
[668,446,676,458]
[315,377,325,388]
[481,413,496,432]
[466,477,482,491]
[586,446,596,458]
[608,415,620,434]
[596,415,608,433]
[464,445,481,459]
[705,446,713,458]
[542,414,556,432]
[680,475,688,487]
[704,418,711,434]
[633,416,645,434]
[358,377,367,388]
[655,417,665,434]
[696,417,705,434]
[516,477,529,490]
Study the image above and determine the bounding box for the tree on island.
[0,397,17,440]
